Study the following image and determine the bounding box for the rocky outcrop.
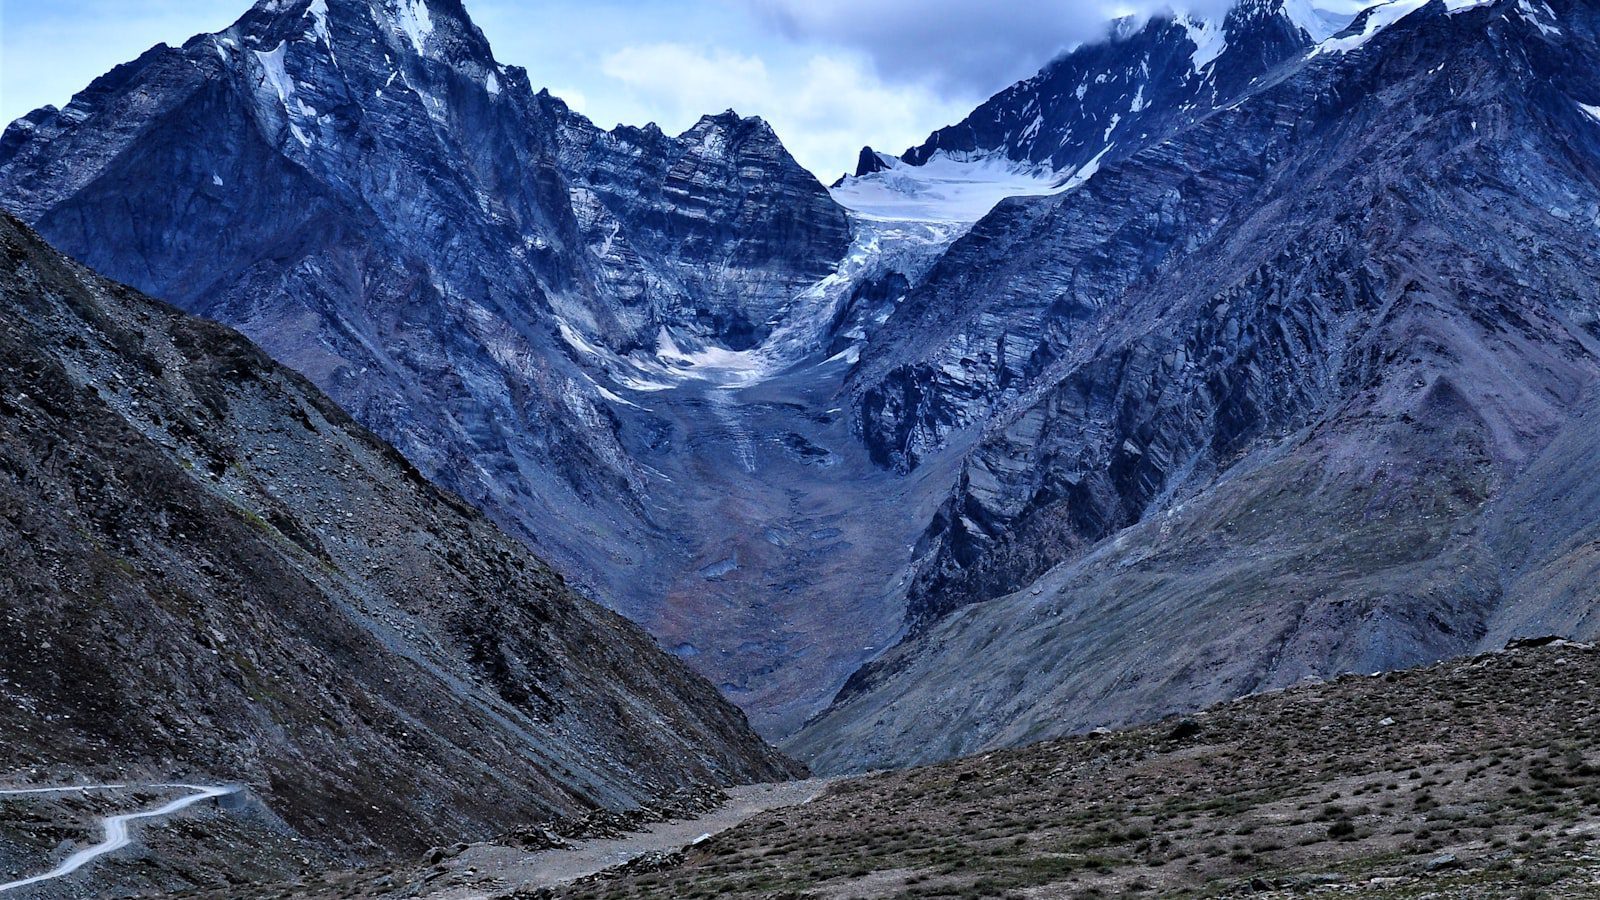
[550,100,851,352]
[0,214,799,862]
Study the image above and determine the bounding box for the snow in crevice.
[1177,14,1227,72]
[393,0,434,55]
[1577,102,1600,125]
[1518,0,1563,36]
[1057,144,1113,193]
[1103,112,1122,142]
[253,42,313,146]
[306,0,332,45]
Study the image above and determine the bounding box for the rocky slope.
[206,639,1600,898]
[794,0,1600,770]
[0,212,798,885]
[560,640,1600,899]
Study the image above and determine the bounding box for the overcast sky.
[0,0,1204,178]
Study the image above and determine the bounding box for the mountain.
[0,0,870,736]
[8,0,1600,783]
[0,212,798,873]
[793,0,1600,771]
[828,0,1352,229]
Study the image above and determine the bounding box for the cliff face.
[552,101,852,352]
[0,213,799,859]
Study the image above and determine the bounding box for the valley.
[4,0,1600,894]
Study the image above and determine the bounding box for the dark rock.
[1165,720,1203,743]
[1425,852,1462,871]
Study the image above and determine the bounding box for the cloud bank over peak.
[746,0,1242,98]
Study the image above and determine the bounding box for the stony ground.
[558,640,1600,899]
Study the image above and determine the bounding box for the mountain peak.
[681,109,783,149]
[853,146,895,177]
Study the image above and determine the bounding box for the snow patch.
[253,42,313,146]
[394,0,434,55]
[1177,14,1227,72]
[831,152,1079,225]
[1057,144,1113,193]
[306,0,332,45]
[1519,0,1563,35]
[1577,102,1600,124]
[1281,0,1361,41]
[1313,0,1494,56]
[486,71,501,96]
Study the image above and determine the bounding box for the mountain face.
[0,212,798,862]
[902,0,1326,172]
[0,0,865,735]
[793,0,1600,771]
[830,0,1352,230]
[548,99,851,351]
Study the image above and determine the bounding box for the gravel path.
[417,778,835,898]
[0,784,237,895]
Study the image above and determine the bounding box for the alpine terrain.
[5,0,1600,892]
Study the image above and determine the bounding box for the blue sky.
[0,0,1187,178]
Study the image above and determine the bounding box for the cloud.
[599,42,974,179]
[745,0,1236,98]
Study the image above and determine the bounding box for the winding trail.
[0,783,236,894]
